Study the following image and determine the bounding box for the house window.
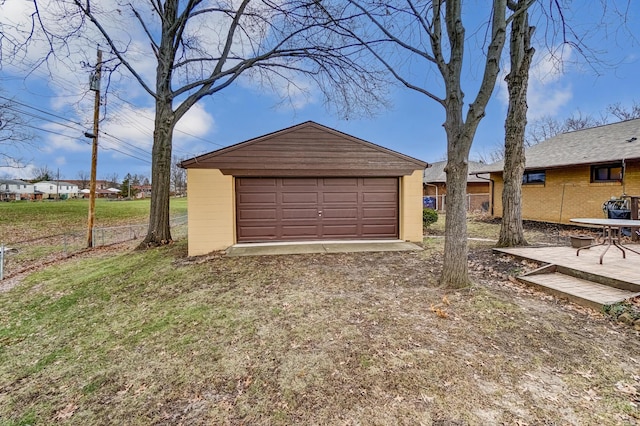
[591,163,622,182]
[522,170,545,184]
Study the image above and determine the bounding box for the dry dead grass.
[1,235,639,425]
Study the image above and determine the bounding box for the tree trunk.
[138,0,177,249]
[140,99,174,248]
[497,1,534,247]
[440,149,471,288]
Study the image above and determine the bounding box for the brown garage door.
[236,177,398,242]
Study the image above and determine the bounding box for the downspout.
[424,183,439,211]
[473,173,493,215]
[621,158,626,196]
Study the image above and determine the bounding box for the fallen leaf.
[615,381,638,396]
[55,403,78,420]
[583,388,602,401]
[575,370,595,379]
[117,383,133,396]
[420,393,435,403]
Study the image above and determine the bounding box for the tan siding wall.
[491,160,640,223]
[187,169,235,256]
[400,170,424,242]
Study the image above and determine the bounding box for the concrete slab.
[226,240,423,257]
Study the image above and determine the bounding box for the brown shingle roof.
[481,118,640,173]
[180,121,427,177]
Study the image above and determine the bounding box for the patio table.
[570,218,640,264]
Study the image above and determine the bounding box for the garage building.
[180,121,427,256]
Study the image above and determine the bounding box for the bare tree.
[498,0,633,247]
[607,101,640,121]
[77,170,90,189]
[0,93,36,169]
[170,155,186,196]
[341,0,509,288]
[526,112,608,146]
[17,0,387,248]
[31,165,53,182]
[103,172,119,188]
[497,0,534,248]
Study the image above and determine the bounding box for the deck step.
[518,268,640,311]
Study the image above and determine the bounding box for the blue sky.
[1,1,638,184]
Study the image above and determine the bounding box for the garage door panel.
[363,177,396,186]
[322,225,358,238]
[362,207,397,219]
[237,192,277,204]
[237,178,277,187]
[238,208,277,220]
[281,225,321,237]
[282,192,318,204]
[236,177,398,242]
[323,178,358,186]
[238,226,278,239]
[362,224,397,235]
[322,208,358,219]
[323,191,358,203]
[363,192,397,203]
[282,208,318,219]
[281,178,320,187]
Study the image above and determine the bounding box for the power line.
[2,93,218,163]
[3,105,85,133]
[0,95,86,127]
[18,122,86,141]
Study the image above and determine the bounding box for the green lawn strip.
[0,242,219,423]
[0,198,187,244]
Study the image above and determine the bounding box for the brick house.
[482,118,640,224]
[423,160,490,212]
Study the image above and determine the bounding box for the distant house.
[65,179,116,191]
[482,118,640,224]
[0,179,36,201]
[33,181,79,200]
[133,184,152,199]
[423,160,490,212]
[79,188,119,199]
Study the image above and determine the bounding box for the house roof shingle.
[423,160,490,183]
[481,118,640,173]
[0,179,31,185]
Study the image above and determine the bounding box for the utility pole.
[87,48,102,248]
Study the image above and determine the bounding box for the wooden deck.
[494,244,640,310]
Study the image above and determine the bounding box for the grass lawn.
[0,216,638,424]
[0,198,188,244]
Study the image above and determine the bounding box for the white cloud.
[175,103,216,137]
[497,45,574,120]
[95,100,215,161]
[0,159,37,180]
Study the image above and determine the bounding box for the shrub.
[423,208,438,226]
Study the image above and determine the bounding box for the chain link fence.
[1,215,188,281]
